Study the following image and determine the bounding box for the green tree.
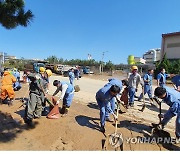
[45,55,59,64]
[104,60,114,70]
[0,0,34,29]
[154,54,180,78]
[155,54,170,72]
[3,59,25,70]
[59,58,64,64]
[171,60,180,74]
[9,59,15,65]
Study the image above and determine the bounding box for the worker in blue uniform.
[68,68,75,85]
[172,75,180,92]
[96,84,122,133]
[104,78,122,122]
[13,81,21,91]
[53,80,74,116]
[74,69,80,80]
[157,67,174,87]
[13,68,21,91]
[154,86,180,139]
[13,68,20,81]
[138,69,154,103]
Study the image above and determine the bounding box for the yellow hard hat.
[45,69,52,77]
[131,65,138,70]
[39,67,45,73]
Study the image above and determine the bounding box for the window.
[167,42,180,48]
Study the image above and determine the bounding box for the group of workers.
[0,66,75,126]
[23,67,76,126]
[96,65,180,140]
[0,65,180,141]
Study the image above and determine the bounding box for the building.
[143,48,161,63]
[4,54,16,62]
[0,52,4,64]
[161,32,180,60]
[0,52,16,69]
[134,57,146,64]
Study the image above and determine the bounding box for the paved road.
[49,75,110,103]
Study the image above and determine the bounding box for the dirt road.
[0,75,180,151]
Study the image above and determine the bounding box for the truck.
[62,65,75,77]
[45,64,55,72]
[82,66,94,74]
[52,64,74,76]
[54,64,64,74]
[24,60,48,73]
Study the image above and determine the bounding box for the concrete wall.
[162,35,180,59]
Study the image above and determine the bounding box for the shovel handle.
[159,99,162,124]
[142,86,145,105]
[153,97,163,126]
[45,97,54,107]
[115,103,119,134]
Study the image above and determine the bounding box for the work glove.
[56,100,60,105]
[113,113,118,121]
[56,98,62,105]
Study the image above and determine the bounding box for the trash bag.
[74,85,80,92]
[47,105,60,119]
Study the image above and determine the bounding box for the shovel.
[151,97,163,134]
[103,102,123,151]
[116,96,127,113]
[16,84,30,111]
[45,97,55,107]
[139,86,145,112]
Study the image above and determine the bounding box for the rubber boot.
[25,118,35,128]
[61,106,69,117]
[60,105,66,114]
[2,96,8,104]
[64,107,69,115]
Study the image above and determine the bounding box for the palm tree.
[0,0,34,29]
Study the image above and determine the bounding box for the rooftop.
[162,31,180,37]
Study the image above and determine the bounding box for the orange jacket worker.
[0,71,16,106]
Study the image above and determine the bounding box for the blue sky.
[1,0,180,64]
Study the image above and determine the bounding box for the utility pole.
[101,51,108,74]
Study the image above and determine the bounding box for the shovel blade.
[108,133,123,149]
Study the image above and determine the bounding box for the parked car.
[82,66,94,74]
